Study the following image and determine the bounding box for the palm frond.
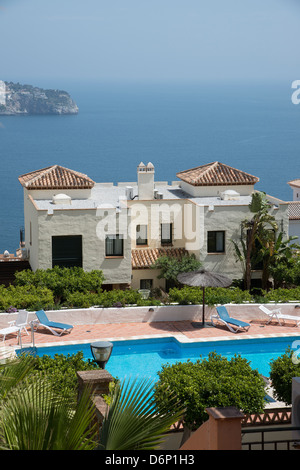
[0,372,98,450]
[99,377,185,450]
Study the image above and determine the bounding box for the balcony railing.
[242,425,300,450]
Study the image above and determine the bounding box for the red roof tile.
[176,161,259,187]
[18,165,95,190]
[132,247,189,269]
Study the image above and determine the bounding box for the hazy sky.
[1,0,300,84]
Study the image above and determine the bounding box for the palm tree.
[99,377,184,450]
[0,356,184,450]
[256,231,299,290]
[0,356,98,450]
[232,192,278,290]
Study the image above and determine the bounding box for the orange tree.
[154,352,266,430]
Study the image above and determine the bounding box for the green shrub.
[168,286,252,305]
[269,347,300,405]
[0,285,54,311]
[65,288,160,308]
[154,352,265,429]
[29,351,99,399]
[262,288,300,303]
[14,266,105,304]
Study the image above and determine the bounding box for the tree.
[269,254,300,289]
[154,352,266,431]
[152,254,201,289]
[269,348,300,405]
[256,231,299,290]
[0,356,184,450]
[99,377,184,450]
[232,192,278,290]
[0,356,98,450]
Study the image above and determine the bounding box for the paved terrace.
[3,316,300,349]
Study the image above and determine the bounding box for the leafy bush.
[0,285,54,311]
[269,348,300,405]
[29,351,99,399]
[270,257,300,289]
[65,288,160,308]
[151,254,202,287]
[262,288,300,303]
[168,286,252,305]
[154,352,266,429]
[14,266,105,304]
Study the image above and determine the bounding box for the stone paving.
[3,316,300,349]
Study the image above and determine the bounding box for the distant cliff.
[0,81,79,115]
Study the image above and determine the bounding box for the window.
[207,231,225,253]
[140,279,153,290]
[161,223,172,245]
[52,235,82,268]
[105,234,124,256]
[136,225,148,245]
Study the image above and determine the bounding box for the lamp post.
[90,341,113,369]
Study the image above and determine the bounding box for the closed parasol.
[177,269,232,328]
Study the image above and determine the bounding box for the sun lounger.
[0,310,30,342]
[259,305,300,327]
[0,326,22,342]
[34,310,73,336]
[211,306,251,333]
[7,310,29,336]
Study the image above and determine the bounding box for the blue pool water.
[23,335,300,380]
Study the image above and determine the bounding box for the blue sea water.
[0,79,299,253]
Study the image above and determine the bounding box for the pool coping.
[14,329,300,350]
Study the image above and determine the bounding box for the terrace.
[2,306,300,450]
[2,306,300,348]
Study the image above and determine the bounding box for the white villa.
[18,161,288,291]
[288,178,300,242]
[0,81,6,106]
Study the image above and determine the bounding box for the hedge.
[168,286,253,305]
[2,285,300,312]
[14,266,105,304]
[261,287,300,303]
[0,285,54,311]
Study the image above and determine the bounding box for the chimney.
[137,162,155,200]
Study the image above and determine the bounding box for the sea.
[0,79,299,254]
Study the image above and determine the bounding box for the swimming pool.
[20,335,300,380]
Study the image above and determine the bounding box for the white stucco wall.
[180,181,255,197]
[289,219,300,243]
[1,303,299,329]
[27,188,92,200]
[0,80,6,106]
[26,197,132,285]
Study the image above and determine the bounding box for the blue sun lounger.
[211,306,251,333]
[34,310,73,336]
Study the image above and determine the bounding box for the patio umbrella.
[177,269,232,328]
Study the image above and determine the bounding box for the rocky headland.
[0,81,78,115]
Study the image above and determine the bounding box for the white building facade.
[19,161,289,290]
[0,81,6,106]
[288,179,300,243]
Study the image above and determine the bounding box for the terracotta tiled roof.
[132,247,189,269]
[176,161,259,187]
[288,202,300,220]
[18,165,95,190]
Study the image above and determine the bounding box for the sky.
[0,0,300,84]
